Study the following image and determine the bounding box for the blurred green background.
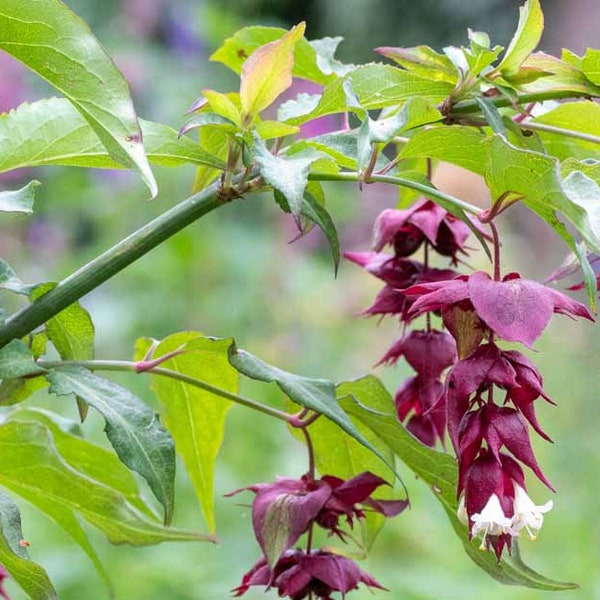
[1,0,599,598]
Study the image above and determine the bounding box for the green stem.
[450,89,594,115]
[37,359,292,422]
[308,171,481,215]
[516,120,600,145]
[0,180,234,349]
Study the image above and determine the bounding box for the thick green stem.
[37,359,292,422]
[0,181,231,349]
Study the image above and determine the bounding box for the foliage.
[0,0,598,597]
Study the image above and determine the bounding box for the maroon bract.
[377,329,456,379]
[406,271,593,347]
[0,564,9,600]
[395,376,446,447]
[227,472,405,564]
[372,199,472,262]
[232,549,386,599]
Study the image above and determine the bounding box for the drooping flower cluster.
[229,471,407,598]
[347,197,594,560]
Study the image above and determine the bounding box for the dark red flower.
[232,549,386,599]
[372,199,473,262]
[406,271,593,347]
[376,329,457,379]
[395,376,446,447]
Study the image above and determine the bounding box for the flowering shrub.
[0,0,599,597]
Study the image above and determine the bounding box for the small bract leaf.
[0,0,157,195]
[46,367,176,525]
[0,181,39,214]
[240,22,306,121]
[497,0,544,77]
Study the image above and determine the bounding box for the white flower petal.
[511,484,553,540]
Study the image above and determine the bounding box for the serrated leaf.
[497,0,543,77]
[0,1,157,196]
[240,23,306,121]
[0,340,43,379]
[284,64,454,126]
[134,333,237,534]
[0,419,209,545]
[253,133,323,223]
[0,493,57,599]
[46,367,176,525]
[0,181,39,214]
[339,374,577,590]
[0,98,225,174]
[210,25,330,84]
[227,343,397,477]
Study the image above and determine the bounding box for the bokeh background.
[1,0,599,598]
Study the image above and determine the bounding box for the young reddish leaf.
[240,22,306,123]
[496,0,543,77]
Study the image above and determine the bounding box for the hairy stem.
[37,358,293,422]
[0,180,238,349]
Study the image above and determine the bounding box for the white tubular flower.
[469,494,513,550]
[511,484,553,541]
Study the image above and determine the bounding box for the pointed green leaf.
[0,0,157,195]
[339,375,577,590]
[532,101,600,160]
[253,134,323,223]
[475,97,506,136]
[0,420,209,545]
[227,343,397,477]
[0,99,225,174]
[192,126,230,193]
[134,333,237,534]
[581,48,600,85]
[0,340,43,379]
[202,89,242,125]
[375,45,458,84]
[497,0,544,77]
[240,22,306,121]
[485,135,600,254]
[0,181,39,214]
[46,367,176,525]
[0,260,33,295]
[210,26,329,84]
[0,493,57,599]
[301,188,340,272]
[399,126,488,175]
[283,64,454,126]
[310,37,354,77]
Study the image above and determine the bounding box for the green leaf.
[532,101,600,160]
[0,181,39,214]
[0,419,210,545]
[0,375,47,407]
[475,97,506,136]
[192,126,230,193]
[0,99,225,174]
[46,366,176,525]
[301,188,340,273]
[497,0,544,77]
[202,89,242,125]
[227,343,396,477]
[0,339,43,379]
[253,134,324,224]
[134,333,237,534]
[374,45,458,84]
[240,23,306,121]
[485,135,600,254]
[310,37,354,77]
[581,48,600,85]
[399,126,488,175]
[0,493,57,599]
[339,375,577,590]
[0,0,157,196]
[210,26,330,84]
[0,260,33,295]
[283,64,454,126]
